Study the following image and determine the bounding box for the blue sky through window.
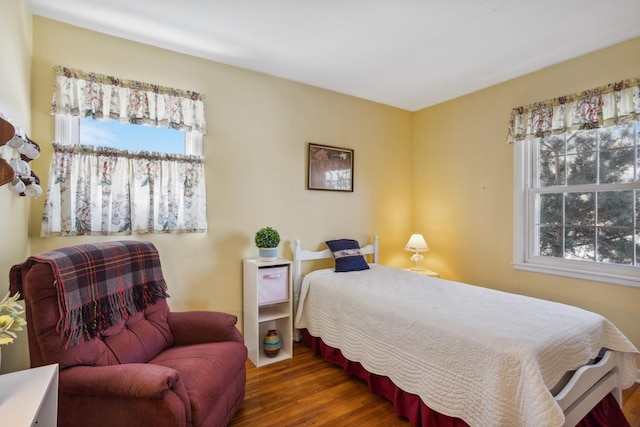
[80,117,185,154]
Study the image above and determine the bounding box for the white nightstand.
[404,268,439,278]
[0,363,59,426]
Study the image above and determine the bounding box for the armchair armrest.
[59,364,183,400]
[168,311,244,346]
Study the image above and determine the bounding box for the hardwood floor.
[624,383,640,427]
[230,342,640,426]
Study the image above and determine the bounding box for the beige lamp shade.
[405,234,429,253]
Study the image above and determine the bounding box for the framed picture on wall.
[307,143,354,192]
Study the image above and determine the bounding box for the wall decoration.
[307,143,354,192]
[0,114,42,198]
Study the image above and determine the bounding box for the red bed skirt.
[301,329,629,427]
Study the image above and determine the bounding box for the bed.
[292,236,639,427]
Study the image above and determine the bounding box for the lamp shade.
[404,234,429,253]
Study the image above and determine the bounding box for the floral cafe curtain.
[507,77,640,143]
[42,66,208,236]
[42,145,207,236]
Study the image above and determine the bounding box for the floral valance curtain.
[507,77,640,143]
[42,144,207,236]
[51,66,206,134]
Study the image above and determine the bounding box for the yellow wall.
[413,37,640,358]
[0,0,32,373]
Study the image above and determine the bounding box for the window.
[511,78,640,288]
[57,116,203,156]
[42,66,208,236]
[80,117,187,154]
[514,128,639,288]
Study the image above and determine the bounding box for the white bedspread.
[294,265,639,427]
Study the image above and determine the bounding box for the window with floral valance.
[510,76,640,288]
[41,66,208,236]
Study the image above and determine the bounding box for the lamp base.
[409,252,424,272]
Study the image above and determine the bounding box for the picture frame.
[307,143,354,192]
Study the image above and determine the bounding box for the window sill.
[513,261,639,289]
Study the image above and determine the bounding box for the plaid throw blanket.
[10,241,169,348]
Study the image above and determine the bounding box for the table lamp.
[405,233,429,271]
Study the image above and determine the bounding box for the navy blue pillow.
[325,239,370,272]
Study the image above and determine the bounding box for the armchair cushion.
[151,341,247,426]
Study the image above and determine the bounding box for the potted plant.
[255,226,280,261]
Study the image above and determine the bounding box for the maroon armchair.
[11,241,247,427]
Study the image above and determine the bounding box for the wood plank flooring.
[624,382,640,427]
[230,342,640,427]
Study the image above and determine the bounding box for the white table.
[0,364,59,426]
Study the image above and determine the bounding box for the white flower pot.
[259,247,278,261]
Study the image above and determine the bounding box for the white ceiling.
[26,0,640,112]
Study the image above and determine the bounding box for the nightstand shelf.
[258,305,289,322]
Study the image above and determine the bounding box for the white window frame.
[55,115,203,155]
[513,137,639,289]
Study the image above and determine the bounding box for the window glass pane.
[566,130,597,185]
[636,230,639,266]
[566,153,597,185]
[636,190,640,267]
[538,193,563,224]
[636,190,640,229]
[565,226,595,261]
[599,122,634,149]
[600,147,636,183]
[566,192,594,226]
[80,117,185,154]
[567,130,596,154]
[597,228,634,265]
[538,225,563,257]
[538,135,565,187]
[598,191,633,227]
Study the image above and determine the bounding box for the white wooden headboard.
[291,235,378,282]
[289,235,378,340]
